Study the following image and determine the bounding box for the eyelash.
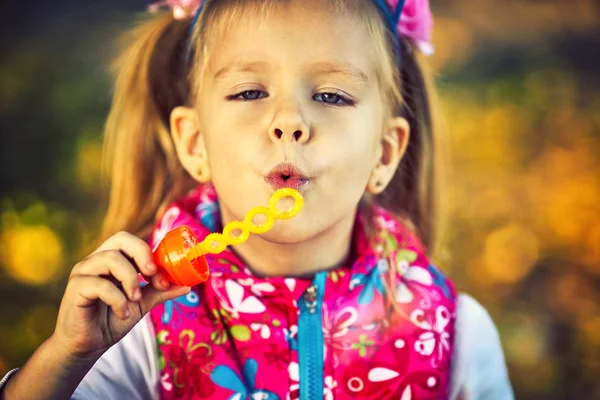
[227,90,267,101]
[227,90,355,106]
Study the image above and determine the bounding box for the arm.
[0,232,189,400]
[0,337,99,400]
[0,317,160,400]
[450,294,514,400]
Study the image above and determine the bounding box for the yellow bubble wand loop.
[153,188,304,286]
[186,188,303,259]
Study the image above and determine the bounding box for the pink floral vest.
[148,184,457,399]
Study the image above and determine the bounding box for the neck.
[221,212,356,277]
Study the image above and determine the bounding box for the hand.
[50,231,190,361]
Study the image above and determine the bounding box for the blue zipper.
[298,271,327,400]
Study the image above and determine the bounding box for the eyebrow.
[214,61,272,80]
[309,61,369,84]
[213,59,369,84]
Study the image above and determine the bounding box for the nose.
[268,104,310,144]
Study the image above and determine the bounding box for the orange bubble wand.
[152,188,303,286]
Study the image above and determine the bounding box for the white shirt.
[1,294,514,399]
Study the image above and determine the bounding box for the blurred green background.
[1,0,599,398]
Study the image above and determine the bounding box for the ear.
[366,116,410,195]
[170,106,211,183]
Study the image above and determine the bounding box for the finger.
[139,284,191,315]
[92,231,156,276]
[151,271,172,292]
[72,250,142,302]
[70,276,131,320]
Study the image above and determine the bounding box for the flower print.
[323,304,358,368]
[238,277,276,297]
[287,362,300,400]
[342,351,441,399]
[351,334,375,358]
[202,308,251,345]
[324,376,338,400]
[156,330,171,373]
[167,330,216,397]
[161,288,201,328]
[284,278,296,292]
[250,313,284,340]
[284,325,298,351]
[410,306,452,370]
[375,225,401,255]
[264,344,290,370]
[252,315,273,338]
[160,372,173,392]
[329,269,346,283]
[211,257,242,275]
[212,324,251,344]
[217,280,266,319]
[251,322,271,339]
[323,305,358,351]
[427,264,452,300]
[201,308,229,345]
[195,195,219,233]
[349,260,387,305]
[393,250,433,304]
[342,359,405,398]
[211,359,279,400]
[375,214,400,233]
[157,329,172,346]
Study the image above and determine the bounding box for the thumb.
[139,284,192,314]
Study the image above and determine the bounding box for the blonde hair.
[101,14,196,241]
[101,0,444,255]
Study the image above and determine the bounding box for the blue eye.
[229,90,268,101]
[314,92,353,106]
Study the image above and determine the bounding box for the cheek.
[317,111,381,178]
[203,132,253,179]
[330,141,378,188]
[199,109,261,172]
[200,98,267,148]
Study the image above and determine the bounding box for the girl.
[0,0,514,399]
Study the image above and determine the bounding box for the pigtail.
[374,37,445,254]
[100,13,196,242]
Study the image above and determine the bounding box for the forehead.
[202,0,379,79]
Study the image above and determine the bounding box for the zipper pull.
[304,285,317,314]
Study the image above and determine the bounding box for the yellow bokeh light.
[482,224,540,284]
[1,225,64,285]
[523,142,600,250]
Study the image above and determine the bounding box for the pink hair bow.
[389,0,434,55]
[149,0,433,54]
[148,0,202,20]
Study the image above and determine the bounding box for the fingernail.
[124,309,130,319]
[133,288,141,301]
[146,262,156,274]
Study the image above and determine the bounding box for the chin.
[258,219,320,245]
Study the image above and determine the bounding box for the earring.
[195,168,203,177]
[376,180,383,187]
